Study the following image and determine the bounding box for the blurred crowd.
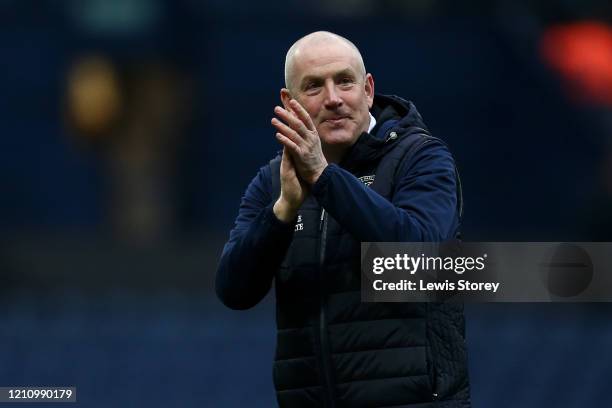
[1,0,611,243]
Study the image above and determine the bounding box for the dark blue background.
[1,1,611,406]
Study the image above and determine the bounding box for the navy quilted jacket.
[217,95,470,407]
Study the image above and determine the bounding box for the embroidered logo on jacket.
[295,214,304,231]
[359,175,375,187]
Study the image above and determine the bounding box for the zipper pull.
[385,131,398,143]
[319,209,326,231]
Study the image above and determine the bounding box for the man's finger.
[275,132,300,155]
[271,117,303,145]
[289,99,316,131]
[274,106,308,135]
[280,146,291,172]
[281,147,298,173]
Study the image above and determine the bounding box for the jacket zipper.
[318,209,335,407]
[431,363,438,401]
[427,303,438,401]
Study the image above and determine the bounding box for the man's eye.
[339,77,354,85]
[304,83,321,94]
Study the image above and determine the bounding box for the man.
[216,31,470,407]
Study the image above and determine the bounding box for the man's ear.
[365,73,375,109]
[280,88,293,110]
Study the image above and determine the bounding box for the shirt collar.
[367,112,376,133]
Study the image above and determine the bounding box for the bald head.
[284,31,366,93]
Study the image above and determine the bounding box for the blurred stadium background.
[2,0,612,406]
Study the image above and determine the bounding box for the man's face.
[283,42,374,151]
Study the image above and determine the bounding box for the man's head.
[281,31,374,160]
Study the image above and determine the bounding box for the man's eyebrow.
[299,75,322,87]
[333,68,357,78]
[299,69,358,88]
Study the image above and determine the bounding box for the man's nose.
[323,81,342,108]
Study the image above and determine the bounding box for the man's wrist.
[273,198,298,224]
[308,163,328,185]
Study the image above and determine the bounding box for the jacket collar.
[339,94,429,173]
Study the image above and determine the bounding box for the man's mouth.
[323,116,349,126]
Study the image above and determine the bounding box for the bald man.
[217,31,470,407]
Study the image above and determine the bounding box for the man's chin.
[319,129,358,146]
